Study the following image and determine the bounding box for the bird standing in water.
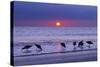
[78,40,84,49]
[22,45,32,52]
[60,42,66,51]
[34,43,42,52]
[73,41,77,50]
[86,41,93,48]
[60,43,66,48]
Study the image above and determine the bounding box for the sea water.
[14,27,97,36]
[13,27,97,56]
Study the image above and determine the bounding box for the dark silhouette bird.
[22,45,32,52]
[73,41,77,50]
[60,43,66,48]
[86,41,93,48]
[86,41,93,44]
[34,43,42,52]
[78,40,84,49]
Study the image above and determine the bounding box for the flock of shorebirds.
[21,40,94,53]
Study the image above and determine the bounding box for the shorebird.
[78,40,84,49]
[22,45,32,52]
[86,41,93,48]
[60,43,66,48]
[73,41,77,50]
[34,43,42,52]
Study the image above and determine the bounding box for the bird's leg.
[87,44,91,48]
[73,46,77,50]
[36,48,42,52]
[80,46,83,50]
[78,45,83,50]
[62,47,66,51]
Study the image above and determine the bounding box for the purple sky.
[12,1,97,27]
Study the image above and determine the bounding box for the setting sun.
[56,22,61,27]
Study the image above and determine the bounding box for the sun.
[56,22,61,27]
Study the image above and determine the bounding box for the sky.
[12,1,97,27]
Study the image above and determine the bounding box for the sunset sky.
[13,1,97,27]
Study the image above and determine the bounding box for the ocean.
[14,27,97,36]
[13,27,97,65]
[13,27,97,43]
